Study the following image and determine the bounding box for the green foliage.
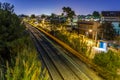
[0,2,14,13]
[0,2,49,80]
[5,36,49,80]
[0,2,25,67]
[49,13,66,30]
[41,14,46,19]
[62,7,75,18]
[93,50,120,79]
[62,6,75,30]
[19,14,29,18]
[98,22,116,40]
[30,14,36,18]
[0,4,24,42]
[0,2,25,65]
[55,30,90,56]
[50,13,59,26]
[92,11,100,18]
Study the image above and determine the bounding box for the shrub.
[93,50,120,79]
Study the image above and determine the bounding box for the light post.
[95,31,98,46]
[88,29,93,38]
[88,29,98,46]
[89,29,92,32]
[95,22,100,47]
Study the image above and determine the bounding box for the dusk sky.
[0,0,120,15]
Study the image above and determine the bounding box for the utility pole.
[95,31,98,46]
[94,22,100,47]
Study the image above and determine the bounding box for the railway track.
[26,24,103,80]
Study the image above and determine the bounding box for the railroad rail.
[26,23,103,80]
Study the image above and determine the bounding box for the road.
[26,24,103,80]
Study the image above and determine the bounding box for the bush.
[0,2,49,80]
[93,50,120,79]
[5,35,49,80]
[55,30,90,56]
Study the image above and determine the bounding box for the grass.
[0,33,49,80]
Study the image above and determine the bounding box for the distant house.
[77,21,100,39]
[78,15,86,21]
[72,16,78,25]
[101,11,120,22]
[101,11,120,35]
[78,15,100,22]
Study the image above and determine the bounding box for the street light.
[88,29,93,38]
[95,31,98,46]
[89,29,92,32]
[88,29,98,46]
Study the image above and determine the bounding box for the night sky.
[0,0,120,15]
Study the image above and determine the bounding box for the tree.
[62,7,76,30]
[0,2,14,13]
[19,14,28,18]
[49,13,59,35]
[0,2,1,9]
[61,13,64,16]
[0,2,24,61]
[92,11,100,18]
[30,14,35,18]
[93,50,120,78]
[62,7,75,19]
[41,14,46,19]
[0,2,24,42]
[98,22,116,40]
[0,11,24,42]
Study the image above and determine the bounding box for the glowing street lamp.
[89,29,92,32]
[88,29,92,38]
[89,29,98,46]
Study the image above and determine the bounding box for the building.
[77,21,100,40]
[101,11,120,22]
[101,11,120,35]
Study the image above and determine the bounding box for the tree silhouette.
[92,11,100,18]
[41,14,46,19]
[62,7,75,19]
[30,14,36,18]
[62,7,76,30]
[98,22,116,40]
[0,2,24,61]
[0,2,14,13]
